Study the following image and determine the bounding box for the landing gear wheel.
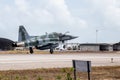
[29,47,33,54]
[50,49,53,54]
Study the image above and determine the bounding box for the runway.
[0,53,119,70]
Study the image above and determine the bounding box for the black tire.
[29,47,33,54]
[50,49,53,54]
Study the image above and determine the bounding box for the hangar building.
[0,38,14,50]
[65,43,117,51]
[79,43,113,51]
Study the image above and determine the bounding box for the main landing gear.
[29,47,34,54]
[50,48,53,54]
[29,47,54,54]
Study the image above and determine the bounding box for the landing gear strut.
[50,49,53,54]
[29,47,34,54]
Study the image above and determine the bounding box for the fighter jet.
[12,25,78,54]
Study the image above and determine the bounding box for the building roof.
[80,43,111,46]
[0,38,14,50]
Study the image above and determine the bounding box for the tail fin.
[18,25,30,42]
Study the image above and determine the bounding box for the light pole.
[96,30,98,43]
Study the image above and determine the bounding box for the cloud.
[14,0,28,12]
[13,0,87,32]
[104,2,120,28]
[65,0,120,42]
[0,0,120,42]
[90,0,120,26]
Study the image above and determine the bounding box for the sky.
[0,0,120,43]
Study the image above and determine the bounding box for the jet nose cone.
[71,36,78,39]
[59,34,78,41]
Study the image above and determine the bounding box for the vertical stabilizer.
[18,25,30,42]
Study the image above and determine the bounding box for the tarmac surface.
[0,53,119,70]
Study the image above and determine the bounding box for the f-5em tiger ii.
[12,25,78,54]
